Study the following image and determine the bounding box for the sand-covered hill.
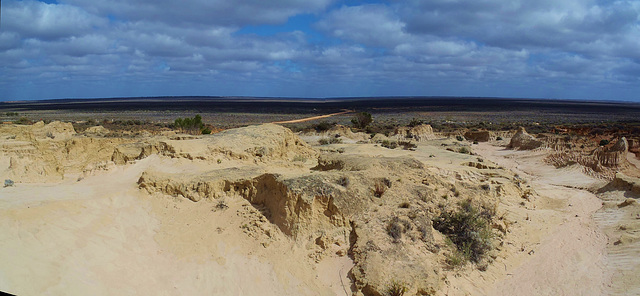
[1,122,639,295]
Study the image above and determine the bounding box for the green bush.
[14,117,31,125]
[599,139,610,146]
[408,118,424,127]
[433,199,494,265]
[174,114,210,134]
[456,135,464,141]
[351,112,373,129]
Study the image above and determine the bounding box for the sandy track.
[270,110,353,124]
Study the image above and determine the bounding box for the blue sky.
[1,0,640,101]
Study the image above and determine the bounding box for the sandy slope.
[0,156,334,295]
[473,144,611,295]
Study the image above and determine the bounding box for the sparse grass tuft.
[292,155,307,162]
[319,137,342,145]
[387,280,408,296]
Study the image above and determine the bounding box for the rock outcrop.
[594,137,628,167]
[508,127,543,150]
[325,125,369,142]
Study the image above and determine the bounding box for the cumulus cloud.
[1,0,640,101]
[4,0,107,40]
[400,0,640,56]
[316,5,409,48]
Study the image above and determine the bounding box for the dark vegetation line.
[2,97,640,114]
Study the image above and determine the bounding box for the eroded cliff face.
[545,137,632,179]
[508,127,543,150]
[0,122,134,182]
[135,130,527,295]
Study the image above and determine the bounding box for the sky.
[1,0,640,102]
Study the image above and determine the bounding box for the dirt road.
[270,110,353,124]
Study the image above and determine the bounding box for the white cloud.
[60,0,335,26]
[316,5,409,48]
[4,0,107,40]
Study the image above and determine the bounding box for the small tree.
[351,112,372,129]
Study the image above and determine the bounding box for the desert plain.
[1,97,639,296]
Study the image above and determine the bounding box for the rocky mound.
[324,125,369,142]
[84,125,110,136]
[112,124,317,164]
[597,172,640,196]
[393,124,436,141]
[0,121,76,141]
[508,127,543,150]
[464,130,492,142]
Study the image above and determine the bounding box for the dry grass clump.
[381,140,398,149]
[433,199,494,267]
[387,216,412,242]
[373,178,391,197]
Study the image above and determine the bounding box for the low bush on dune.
[381,140,398,149]
[312,121,336,132]
[433,199,494,267]
[319,137,342,145]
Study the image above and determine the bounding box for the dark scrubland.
[2,97,639,137]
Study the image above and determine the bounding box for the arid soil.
[1,121,639,295]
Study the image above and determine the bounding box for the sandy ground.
[472,144,617,296]
[1,125,638,295]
